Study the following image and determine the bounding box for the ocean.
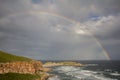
[43,61,120,80]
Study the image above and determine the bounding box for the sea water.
[46,61,120,80]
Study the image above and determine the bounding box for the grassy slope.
[0,73,41,80]
[0,50,32,62]
[0,51,42,80]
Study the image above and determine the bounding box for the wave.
[54,66,80,72]
[104,69,113,72]
[52,66,118,80]
[48,75,61,80]
[86,64,98,66]
[110,72,120,76]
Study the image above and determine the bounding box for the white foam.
[54,66,80,72]
[86,64,98,66]
[104,69,112,72]
[94,75,118,80]
[110,72,120,76]
[48,75,61,80]
[53,66,118,80]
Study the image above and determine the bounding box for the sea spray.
[47,61,120,80]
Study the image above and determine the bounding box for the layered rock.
[0,61,43,74]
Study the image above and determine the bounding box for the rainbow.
[0,10,111,60]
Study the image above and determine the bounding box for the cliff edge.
[0,50,49,80]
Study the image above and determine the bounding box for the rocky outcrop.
[43,61,84,67]
[42,68,52,72]
[37,73,50,80]
[0,61,43,74]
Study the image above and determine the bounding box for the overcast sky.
[0,0,120,60]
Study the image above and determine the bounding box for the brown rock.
[0,61,43,74]
[42,68,52,72]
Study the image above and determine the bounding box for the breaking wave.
[48,75,61,80]
[110,72,120,76]
[48,66,118,80]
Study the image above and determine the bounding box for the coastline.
[43,61,85,67]
[43,61,85,80]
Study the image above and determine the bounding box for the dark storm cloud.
[92,0,120,14]
[0,0,120,60]
[0,0,32,18]
[0,12,107,60]
[54,0,120,22]
[84,13,120,60]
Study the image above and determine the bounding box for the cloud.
[0,0,32,18]
[82,13,120,40]
[81,13,120,60]
[0,0,120,60]
[0,0,120,21]
[53,0,120,22]
[0,12,108,60]
[32,0,43,4]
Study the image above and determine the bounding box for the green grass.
[0,50,32,63]
[0,73,41,80]
[0,51,43,80]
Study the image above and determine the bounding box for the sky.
[0,0,120,60]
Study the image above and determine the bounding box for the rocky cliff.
[0,50,50,80]
[0,61,43,74]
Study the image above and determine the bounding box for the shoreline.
[43,61,85,68]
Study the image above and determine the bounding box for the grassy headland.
[0,50,32,62]
[0,73,41,80]
[0,50,48,80]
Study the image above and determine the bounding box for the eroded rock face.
[0,61,43,74]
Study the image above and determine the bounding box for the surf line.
[0,10,111,60]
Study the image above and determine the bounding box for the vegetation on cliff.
[0,73,41,80]
[0,50,49,80]
[0,50,32,62]
[43,61,84,67]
